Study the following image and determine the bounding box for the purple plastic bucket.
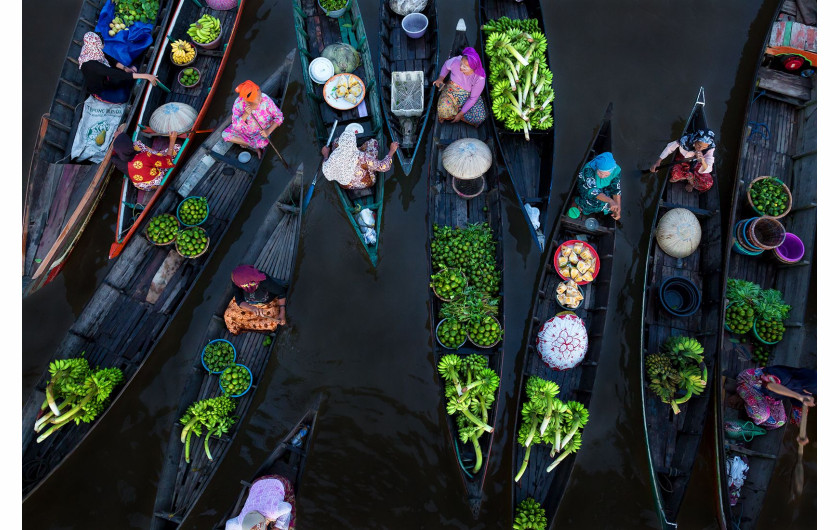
[773,232,804,263]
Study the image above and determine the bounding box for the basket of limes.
[468,315,503,348]
[430,268,468,301]
[753,318,785,345]
[201,339,236,373]
[144,213,180,246]
[219,363,253,398]
[435,318,468,349]
[747,176,792,219]
[176,226,210,259]
[177,196,209,226]
[178,67,201,88]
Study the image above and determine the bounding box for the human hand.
[389,141,400,153]
[260,129,270,138]
[649,163,659,173]
[433,78,444,89]
[797,435,809,447]
[800,394,815,407]
[142,73,159,86]
[321,146,331,159]
[168,131,179,141]
[452,112,464,123]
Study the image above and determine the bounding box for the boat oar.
[791,404,810,498]
[302,119,339,212]
[265,138,292,171]
[641,157,700,174]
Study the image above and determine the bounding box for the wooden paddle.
[265,138,292,171]
[792,404,810,498]
[641,157,700,174]
[302,119,339,211]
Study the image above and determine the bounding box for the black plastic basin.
[659,276,701,317]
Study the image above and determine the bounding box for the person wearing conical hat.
[111,130,180,191]
[574,151,622,220]
[320,128,399,190]
[222,80,285,159]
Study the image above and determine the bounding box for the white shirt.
[659,141,715,174]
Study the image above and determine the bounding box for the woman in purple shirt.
[433,47,488,127]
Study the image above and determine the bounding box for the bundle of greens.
[514,376,589,482]
[514,497,548,530]
[645,336,707,414]
[438,354,500,473]
[431,223,500,296]
[482,17,554,139]
[725,278,791,339]
[34,356,124,443]
[179,396,238,463]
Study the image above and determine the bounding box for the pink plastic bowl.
[773,232,804,263]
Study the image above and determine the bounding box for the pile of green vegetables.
[438,286,502,347]
[220,365,251,396]
[438,354,500,473]
[179,68,200,87]
[179,396,237,463]
[431,223,500,296]
[514,376,589,482]
[482,17,554,139]
[176,227,209,258]
[319,0,349,11]
[725,279,790,342]
[645,336,707,414]
[437,318,467,349]
[179,196,208,225]
[431,268,468,300]
[468,315,503,347]
[114,0,159,27]
[146,214,179,245]
[751,343,772,365]
[203,341,235,372]
[514,498,548,530]
[749,178,789,216]
[34,357,124,443]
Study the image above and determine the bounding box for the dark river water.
[22,0,816,528]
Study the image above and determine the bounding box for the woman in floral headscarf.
[650,129,716,192]
[78,32,158,103]
[223,265,289,335]
[111,130,181,191]
[433,47,487,126]
[222,80,285,159]
[320,129,399,190]
[574,152,622,220]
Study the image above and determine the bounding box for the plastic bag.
[321,43,360,74]
[726,455,749,506]
[524,203,541,230]
[71,96,127,163]
[355,208,377,245]
[389,0,428,15]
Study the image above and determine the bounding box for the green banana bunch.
[187,14,221,44]
[513,497,547,530]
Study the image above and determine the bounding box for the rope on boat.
[453,440,475,479]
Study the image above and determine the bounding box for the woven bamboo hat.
[442,138,492,180]
[656,208,701,258]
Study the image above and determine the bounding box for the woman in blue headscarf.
[575,152,622,220]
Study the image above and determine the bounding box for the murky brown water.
[22,0,815,528]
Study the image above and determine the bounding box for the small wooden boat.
[478,0,555,250]
[22,0,175,296]
[712,1,817,527]
[151,168,305,529]
[427,19,504,519]
[109,0,247,259]
[510,103,614,525]
[292,0,389,267]
[378,0,439,174]
[213,396,322,529]
[641,87,722,529]
[21,53,296,501]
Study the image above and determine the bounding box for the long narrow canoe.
[22,0,175,297]
[292,0,389,267]
[478,0,555,250]
[109,0,247,259]
[378,0,439,174]
[152,166,305,529]
[22,53,296,501]
[641,87,722,529]
[713,1,817,527]
[427,19,504,519]
[214,396,322,529]
[510,103,614,525]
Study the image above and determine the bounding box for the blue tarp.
[95,0,154,67]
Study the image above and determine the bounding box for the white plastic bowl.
[402,13,428,39]
[309,57,335,84]
[238,151,252,163]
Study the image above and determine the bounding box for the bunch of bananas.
[187,14,221,44]
[170,40,196,65]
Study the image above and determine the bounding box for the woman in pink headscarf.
[223,265,289,335]
[432,47,487,126]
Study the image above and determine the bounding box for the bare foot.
[256,148,264,160]
[684,184,694,192]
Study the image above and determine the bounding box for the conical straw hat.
[656,208,701,258]
[442,138,492,180]
[149,102,198,134]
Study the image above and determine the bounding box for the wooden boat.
[427,19,504,519]
[152,167,305,529]
[213,396,322,529]
[109,0,247,259]
[478,0,555,251]
[712,1,817,527]
[292,0,389,267]
[21,53,296,501]
[641,87,722,529]
[510,103,614,525]
[378,0,439,174]
[22,0,175,297]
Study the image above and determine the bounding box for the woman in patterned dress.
[574,152,622,220]
[650,129,716,192]
[432,47,488,127]
[735,365,816,431]
[111,130,180,191]
[223,265,288,335]
[222,80,285,159]
[320,128,399,190]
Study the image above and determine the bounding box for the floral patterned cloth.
[222,93,284,150]
[323,132,392,190]
[224,475,294,530]
[223,297,283,336]
[437,82,487,126]
[668,151,714,192]
[736,367,787,429]
[574,164,621,215]
[78,32,110,69]
[127,141,181,191]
